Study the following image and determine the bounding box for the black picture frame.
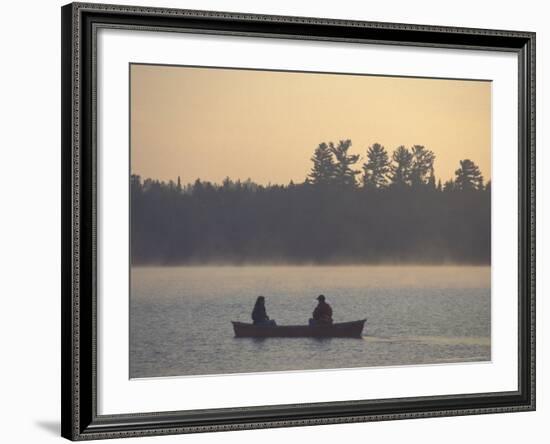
[61,2,536,440]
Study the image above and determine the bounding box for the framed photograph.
[61,2,536,440]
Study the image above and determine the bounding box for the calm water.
[130,266,490,378]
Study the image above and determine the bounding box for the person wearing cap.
[311,294,333,324]
[251,296,276,326]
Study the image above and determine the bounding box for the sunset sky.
[130,64,491,185]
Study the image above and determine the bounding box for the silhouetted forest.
[131,142,490,265]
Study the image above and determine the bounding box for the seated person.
[251,296,276,326]
[309,294,333,325]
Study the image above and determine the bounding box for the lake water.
[130,265,490,378]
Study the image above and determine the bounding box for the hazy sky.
[131,64,491,185]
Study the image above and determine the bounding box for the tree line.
[308,140,486,191]
[131,141,490,265]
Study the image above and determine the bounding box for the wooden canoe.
[232,319,366,338]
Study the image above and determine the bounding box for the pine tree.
[390,145,413,187]
[222,176,233,191]
[410,145,436,187]
[426,166,436,190]
[443,179,455,192]
[308,142,336,185]
[130,174,142,191]
[454,159,484,190]
[362,143,390,189]
[330,139,360,188]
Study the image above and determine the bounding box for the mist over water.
[130,265,490,378]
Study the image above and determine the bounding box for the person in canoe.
[251,296,276,326]
[310,294,333,325]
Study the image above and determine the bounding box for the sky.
[130,64,491,185]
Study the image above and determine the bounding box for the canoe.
[232,319,366,338]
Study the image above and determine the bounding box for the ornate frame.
[61,2,536,440]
